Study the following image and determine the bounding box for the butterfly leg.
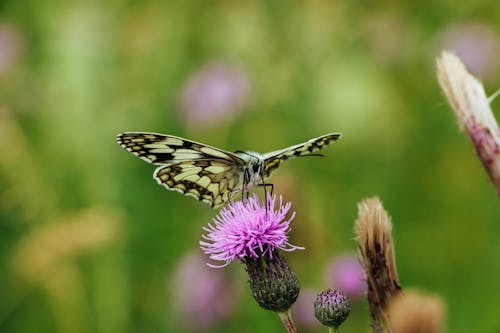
[227,189,240,205]
[256,183,272,212]
[228,187,250,206]
[259,172,274,212]
[242,168,251,205]
[256,183,274,196]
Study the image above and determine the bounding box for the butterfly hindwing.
[263,133,341,178]
[154,160,242,208]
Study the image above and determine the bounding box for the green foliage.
[1,1,499,332]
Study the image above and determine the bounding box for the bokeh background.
[1,1,499,332]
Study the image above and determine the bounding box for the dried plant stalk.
[354,197,402,333]
[437,51,500,194]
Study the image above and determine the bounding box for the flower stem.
[328,327,339,333]
[277,310,297,333]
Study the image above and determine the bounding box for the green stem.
[277,310,297,333]
[328,327,339,333]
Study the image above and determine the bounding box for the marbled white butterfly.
[116,132,341,208]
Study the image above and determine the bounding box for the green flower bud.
[314,289,350,330]
[244,250,300,312]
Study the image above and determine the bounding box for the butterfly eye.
[252,163,259,172]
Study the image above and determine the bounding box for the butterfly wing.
[154,160,244,208]
[116,132,246,207]
[262,133,341,178]
[116,132,245,165]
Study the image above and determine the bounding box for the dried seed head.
[388,290,446,333]
[354,197,401,332]
[437,51,500,194]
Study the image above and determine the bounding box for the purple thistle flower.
[200,194,303,268]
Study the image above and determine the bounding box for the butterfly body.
[232,151,265,187]
[117,132,341,208]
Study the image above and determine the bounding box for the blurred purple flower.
[200,194,303,267]
[325,254,366,299]
[291,288,321,329]
[0,23,23,74]
[437,23,500,80]
[180,61,252,128]
[171,252,240,329]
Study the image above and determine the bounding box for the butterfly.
[116,132,341,208]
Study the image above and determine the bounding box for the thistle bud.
[244,250,300,312]
[314,289,351,330]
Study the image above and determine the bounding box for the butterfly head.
[252,161,261,173]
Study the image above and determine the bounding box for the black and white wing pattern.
[117,132,342,208]
[262,133,341,178]
[117,132,246,207]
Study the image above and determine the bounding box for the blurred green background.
[1,1,499,332]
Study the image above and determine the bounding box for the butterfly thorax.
[235,151,267,188]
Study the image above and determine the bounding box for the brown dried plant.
[354,197,402,333]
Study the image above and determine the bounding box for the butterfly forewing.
[262,133,341,178]
[117,132,245,165]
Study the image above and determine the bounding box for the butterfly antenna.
[300,153,325,158]
[234,150,260,159]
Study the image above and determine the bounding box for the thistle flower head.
[437,51,500,194]
[200,194,303,267]
[245,250,300,312]
[314,289,351,330]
